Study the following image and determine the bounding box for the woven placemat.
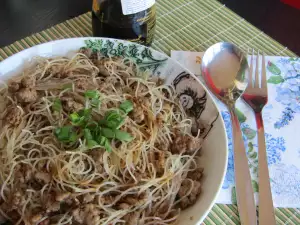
[0,0,299,224]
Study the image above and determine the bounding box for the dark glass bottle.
[92,0,156,46]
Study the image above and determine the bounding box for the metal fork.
[242,51,276,225]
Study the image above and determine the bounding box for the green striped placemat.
[0,0,299,224]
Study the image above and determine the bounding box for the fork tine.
[254,50,260,88]
[248,49,254,88]
[261,53,267,89]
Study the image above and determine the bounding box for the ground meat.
[170,134,202,155]
[83,193,95,204]
[131,82,148,94]
[177,179,201,209]
[93,60,110,77]
[75,78,90,91]
[157,200,171,215]
[11,191,26,209]
[117,203,130,210]
[46,200,60,213]
[47,65,65,78]
[30,213,43,223]
[72,204,100,225]
[130,104,144,124]
[155,141,169,151]
[89,52,100,61]
[8,81,20,92]
[123,212,139,225]
[117,71,130,79]
[65,197,80,207]
[72,208,84,224]
[88,149,104,174]
[5,106,22,126]
[122,169,145,184]
[99,195,115,205]
[148,151,166,175]
[55,192,70,202]
[121,196,138,206]
[118,194,147,209]
[21,76,36,88]
[35,172,51,184]
[155,113,165,127]
[61,96,83,113]
[16,88,38,103]
[15,163,34,183]
[187,168,204,181]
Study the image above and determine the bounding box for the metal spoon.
[201,42,257,225]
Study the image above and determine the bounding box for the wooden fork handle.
[255,112,276,225]
[230,109,257,225]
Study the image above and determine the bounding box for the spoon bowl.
[201,42,248,108]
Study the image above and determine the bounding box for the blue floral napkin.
[171,51,300,208]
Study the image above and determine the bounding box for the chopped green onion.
[85,90,100,99]
[105,110,121,121]
[70,112,80,123]
[91,98,101,108]
[83,129,93,140]
[87,140,99,148]
[119,100,133,114]
[105,119,124,130]
[69,108,92,126]
[115,130,133,142]
[54,126,77,143]
[86,121,99,130]
[104,138,112,152]
[104,110,124,129]
[101,128,115,139]
[52,99,62,112]
[97,136,107,146]
[78,108,92,117]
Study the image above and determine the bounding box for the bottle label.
[121,0,155,15]
[92,0,100,12]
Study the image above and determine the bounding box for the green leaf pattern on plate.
[84,39,168,74]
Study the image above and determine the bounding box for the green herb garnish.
[52,99,62,112]
[54,99,134,152]
[83,128,93,140]
[104,138,112,152]
[54,126,77,143]
[69,109,91,126]
[103,110,124,129]
[101,127,115,139]
[85,90,100,99]
[120,100,134,114]
[91,98,101,107]
[115,130,133,142]
[85,90,101,108]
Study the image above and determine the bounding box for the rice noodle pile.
[0,50,204,225]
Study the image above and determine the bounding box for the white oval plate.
[0,37,228,225]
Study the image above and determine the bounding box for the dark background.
[0,0,299,55]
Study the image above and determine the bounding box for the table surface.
[0,0,299,55]
[0,0,299,224]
